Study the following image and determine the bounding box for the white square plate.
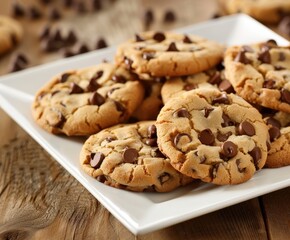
[1,14,290,235]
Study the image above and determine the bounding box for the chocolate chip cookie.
[115,31,224,79]
[220,0,290,23]
[80,121,193,192]
[32,63,144,136]
[224,40,290,113]
[156,88,269,185]
[0,16,23,55]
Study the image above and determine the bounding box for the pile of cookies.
[32,31,290,192]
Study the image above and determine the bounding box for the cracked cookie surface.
[80,121,193,192]
[115,31,224,79]
[156,88,269,185]
[32,63,144,136]
[224,40,290,113]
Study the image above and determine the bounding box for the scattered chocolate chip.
[64,0,74,8]
[234,50,251,64]
[212,92,230,105]
[87,76,101,92]
[144,9,154,28]
[266,141,271,151]
[221,141,238,158]
[107,87,120,97]
[174,133,192,148]
[183,35,192,43]
[112,74,126,83]
[12,2,25,17]
[266,39,278,47]
[198,129,215,146]
[135,34,144,42]
[266,117,281,128]
[39,25,50,40]
[158,172,170,184]
[218,80,234,93]
[145,138,157,147]
[29,6,42,19]
[281,88,290,104]
[173,108,191,118]
[50,111,65,128]
[183,83,197,91]
[90,152,105,168]
[53,29,62,42]
[78,44,90,54]
[49,8,61,20]
[210,164,219,179]
[167,42,179,52]
[114,101,126,113]
[241,45,254,53]
[211,13,221,19]
[60,73,71,82]
[92,0,102,11]
[89,92,105,106]
[96,175,106,183]
[221,113,235,127]
[163,10,175,23]
[63,49,75,58]
[278,16,290,37]
[105,136,116,142]
[15,53,29,65]
[279,52,286,61]
[154,76,166,83]
[124,57,133,70]
[263,79,275,89]
[208,71,222,85]
[40,0,53,4]
[96,38,108,49]
[153,32,166,42]
[236,159,246,173]
[238,121,255,136]
[217,131,232,142]
[147,124,157,138]
[216,62,225,71]
[249,147,262,170]
[70,82,84,94]
[274,65,285,70]
[258,47,271,64]
[75,2,87,13]
[123,148,139,163]
[9,61,24,73]
[269,126,281,142]
[142,52,155,61]
[154,149,165,158]
[65,30,77,46]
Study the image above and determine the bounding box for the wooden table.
[0,0,290,239]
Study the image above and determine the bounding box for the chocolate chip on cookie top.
[156,88,269,185]
[32,63,144,136]
[225,40,290,113]
[115,31,224,79]
[80,121,193,192]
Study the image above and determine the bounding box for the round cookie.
[32,63,144,136]
[161,67,234,103]
[261,108,290,168]
[80,121,193,192]
[220,0,290,23]
[0,15,23,55]
[156,88,269,185]
[115,31,224,79]
[224,40,290,113]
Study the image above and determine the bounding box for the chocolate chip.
[154,149,165,158]
[142,52,155,61]
[53,29,62,42]
[89,92,105,106]
[135,34,144,42]
[105,136,116,142]
[50,111,65,128]
[263,79,275,89]
[39,25,50,40]
[29,6,42,19]
[204,107,214,118]
[274,65,285,70]
[174,133,192,148]
[238,121,255,136]
[278,16,290,37]
[212,92,230,105]
[249,147,262,170]
[183,83,197,91]
[123,148,139,163]
[221,141,238,158]
[173,108,191,118]
[217,131,232,142]
[266,117,281,128]
[236,159,246,173]
[279,52,286,61]
[49,8,61,20]
[258,47,271,64]
[147,124,157,138]
[15,53,29,65]
[124,57,133,70]
[90,152,105,168]
[266,141,271,151]
[145,138,157,147]
[65,30,77,46]
[70,83,84,94]
[183,35,192,43]
[198,129,215,146]
[12,3,25,17]
[281,88,290,104]
[63,49,76,58]
[269,126,281,142]
[9,53,28,73]
[96,38,108,49]
[75,2,87,13]
[266,39,278,47]
[92,0,102,11]
[208,71,222,85]
[78,44,90,54]
[59,73,70,83]
[158,172,170,184]
[153,32,166,42]
[167,42,179,52]
[241,45,254,53]
[210,164,219,179]
[112,74,126,83]
[9,60,24,73]
[221,113,235,127]
[96,175,106,183]
[40,0,53,4]
[107,87,120,97]
[218,80,234,93]
[114,101,126,113]
[163,10,175,23]
[144,9,154,28]
[234,50,251,64]
[64,0,74,8]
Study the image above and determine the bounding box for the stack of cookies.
[32,31,290,192]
